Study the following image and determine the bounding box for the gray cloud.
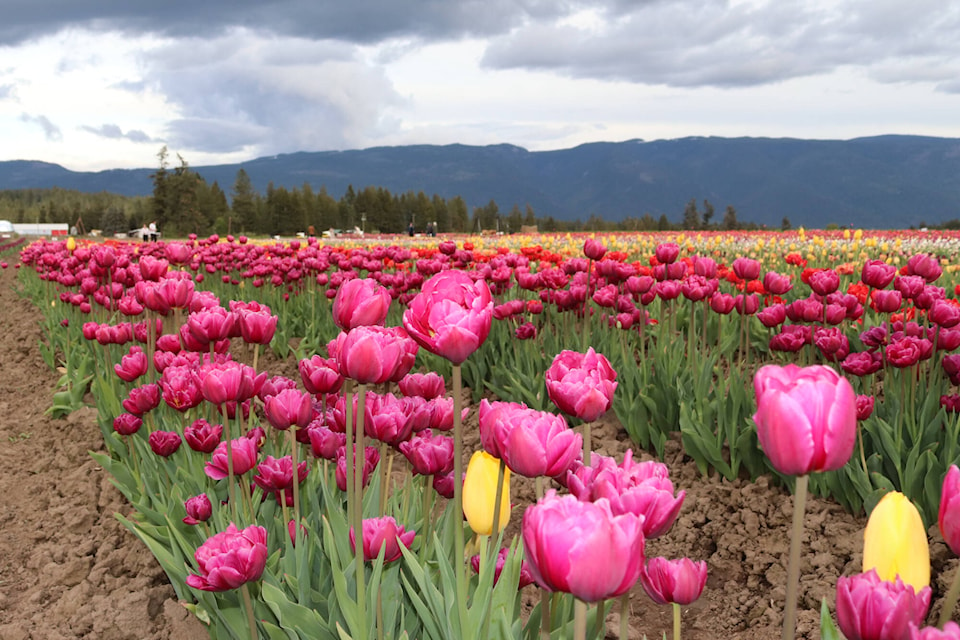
[80,123,160,143]
[0,84,16,100]
[131,33,402,156]
[0,0,580,46]
[481,0,960,89]
[19,113,62,141]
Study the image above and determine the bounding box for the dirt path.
[0,258,207,640]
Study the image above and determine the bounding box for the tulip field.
[12,228,960,639]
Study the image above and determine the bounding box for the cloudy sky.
[1,0,958,172]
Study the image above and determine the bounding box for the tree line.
[0,148,760,236]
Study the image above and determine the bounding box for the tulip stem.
[574,599,588,640]
[290,429,300,530]
[619,593,629,639]
[673,602,682,640]
[490,459,506,564]
[939,562,960,627]
[453,364,469,634]
[345,381,355,536]
[222,404,238,524]
[857,424,868,475]
[782,473,808,640]
[241,582,258,639]
[540,588,551,640]
[594,600,605,639]
[355,383,367,640]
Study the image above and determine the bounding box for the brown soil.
[0,255,956,639]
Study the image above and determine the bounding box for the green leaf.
[819,598,842,640]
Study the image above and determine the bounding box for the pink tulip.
[402,269,493,365]
[872,289,903,313]
[895,275,926,299]
[263,388,314,431]
[398,372,446,400]
[258,375,299,402]
[184,419,223,453]
[654,243,679,264]
[809,269,840,296]
[479,399,581,478]
[149,430,182,457]
[522,491,645,603]
[335,445,380,492]
[183,494,213,525]
[814,327,850,362]
[364,392,415,446]
[160,365,204,412]
[583,238,606,261]
[752,364,856,475]
[253,455,308,493]
[930,300,960,328]
[187,307,237,346]
[862,260,898,290]
[237,308,278,345]
[836,570,931,640]
[640,557,708,605]
[122,383,161,416]
[306,422,346,460]
[398,429,455,476]
[841,351,883,377]
[763,271,793,295]
[349,516,415,563]
[335,326,418,385]
[757,303,787,328]
[886,337,927,368]
[113,413,142,436]
[856,395,875,421]
[200,361,262,405]
[164,242,193,265]
[156,275,195,310]
[732,257,761,281]
[567,451,684,538]
[545,348,617,422]
[333,277,392,330]
[114,346,149,382]
[709,292,735,314]
[910,622,960,639]
[205,437,260,480]
[939,465,960,556]
[298,355,343,395]
[906,254,942,283]
[186,523,268,591]
[470,546,536,589]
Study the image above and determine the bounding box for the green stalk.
[221,404,238,523]
[344,381,355,532]
[453,364,468,633]
[939,562,960,627]
[620,593,630,640]
[355,383,368,640]
[574,599,587,640]
[241,582,259,639]
[290,428,300,529]
[782,474,808,640]
[673,602,681,640]
[540,588,551,640]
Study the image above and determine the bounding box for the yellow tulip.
[66,237,76,252]
[463,451,511,536]
[862,491,929,591]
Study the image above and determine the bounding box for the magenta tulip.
[349,516,415,563]
[872,289,903,313]
[836,570,931,640]
[583,238,606,261]
[253,455,308,493]
[545,348,617,422]
[335,326,418,385]
[809,269,840,296]
[654,243,679,264]
[298,355,343,395]
[149,430,182,457]
[306,422,346,460]
[398,372,446,400]
[237,308,278,345]
[335,445,380,492]
[184,419,223,453]
[113,413,143,436]
[763,271,793,295]
[161,365,204,412]
[263,388,314,431]
[186,523,268,591]
[522,491,645,603]
[732,257,761,281]
[910,622,960,639]
[205,437,260,480]
[183,494,213,525]
[862,259,898,290]
[640,557,708,605]
[856,395,875,421]
[122,383,161,416]
[402,269,493,365]
[906,254,942,283]
[332,277,392,330]
[115,346,149,382]
[939,465,960,556]
[752,364,856,475]
[397,429,455,476]
[478,399,581,478]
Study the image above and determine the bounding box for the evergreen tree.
[702,200,715,228]
[448,196,468,232]
[682,198,700,230]
[231,168,257,233]
[781,216,792,231]
[722,205,739,230]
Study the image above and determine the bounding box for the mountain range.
[2,135,959,229]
